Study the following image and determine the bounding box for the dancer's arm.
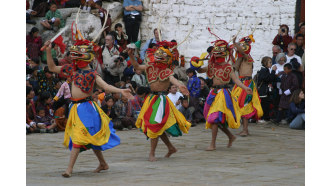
[197,66,208,73]
[44,40,61,74]
[96,75,134,100]
[169,76,189,96]
[128,48,146,71]
[230,72,252,95]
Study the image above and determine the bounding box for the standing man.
[272,45,282,65]
[123,0,143,43]
[286,43,302,64]
[140,28,161,61]
[232,35,263,137]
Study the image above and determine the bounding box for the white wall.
[140,0,296,75]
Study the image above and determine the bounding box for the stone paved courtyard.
[27,122,304,186]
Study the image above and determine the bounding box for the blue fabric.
[68,101,120,151]
[289,113,305,129]
[123,0,142,15]
[187,75,201,98]
[223,89,236,120]
[287,101,305,122]
[140,38,156,61]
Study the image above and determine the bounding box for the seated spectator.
[26,99,37,134]
[115,23,128,51]
[94,1,111,38]
[92,89,102,106]
[178,96,195,127]
[26,27,42,60]
[26,0,37,24]
[40,3,65,31]
[273,63,299,124]
[198,77,209,122]
[167,84,183,110]
[256,57,277,122]
[113,93,135,130]
[32,0,49,17]
[131,69,147,87]
[140,28,161,61]
[272,24,292,53]
[52,77,71,111]
[288,89,305,129]
[173,60,188,86]
[27,86,37,121]
[41,43,58,65]
[128,87,144,119]
[37,66,57,97]
[54,104,68,131]
[37,91,54,118]
[294,34,304,58]
[101,96,117,119]
[123,0,143,43]
[82,0,99,12]
[34,106,57,133]
[271,45,282,65]
[286,43,302,64]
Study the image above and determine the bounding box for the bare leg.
[149,137,158,162]
[160,133,177,158]
[237,118,249,137]
[62,147,80,178]
[218,126,236,148]
[206,123,218,151]
[92,149,109,173]
[40,21,51,29]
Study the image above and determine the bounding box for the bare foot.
[237,130,249,137]
[165,148,177,158]
[205,146,216,151]
[149,154,157,162]
[93,163,109,173]
[227,135,236,148]
[62,171,72,178]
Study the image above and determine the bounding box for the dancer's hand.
[43,40,52,51]
[127,48,134,57]
[121,89,134,100]
[245,87,253,95]
[179,85,189,96]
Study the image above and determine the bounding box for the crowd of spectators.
[26,0,305,134]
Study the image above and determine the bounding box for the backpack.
[253,70,263,90]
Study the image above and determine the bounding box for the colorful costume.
[135,41,191,139]
[192,30,241,129]
[231,35,263,120]
[60,18,120,152]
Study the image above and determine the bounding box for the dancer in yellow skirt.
[128,40,191,162]
[43,12,133,177]
[193,28,252,151]
[232,35,263,137]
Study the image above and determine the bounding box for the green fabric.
[165,123,182,137]
[42,49,56,62]
[45,10,65,28]
[149,96,161,124]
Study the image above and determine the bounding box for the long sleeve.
[289,74,299,93]
[259,68,276,84]
[289,102,305,115]
[140,39,151,61]
[54,82,66,101]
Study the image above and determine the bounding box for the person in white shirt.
[131,69,147,87]
[285,43,302,64]
[272,53,287,94]
[167,84,183,110]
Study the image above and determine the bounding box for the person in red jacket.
[272,24,292,53]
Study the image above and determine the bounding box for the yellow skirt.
[136,94,191,139]
[231,79,263,119]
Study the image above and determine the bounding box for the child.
[115,23,128,51]
[94,1,111,38]
[113,94,135,130]
[288,89,305,129]
[273,63,299,124]
[40,3,65,31]
[131,69,147,87]
[178,96,194,126]
[34,107,57,133]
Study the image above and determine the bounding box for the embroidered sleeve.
[60,64,74,78]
